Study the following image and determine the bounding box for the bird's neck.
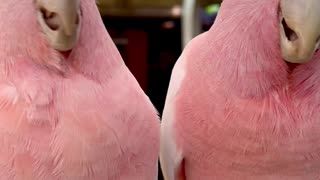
[205,16,289,98]
[66,1,124,82]
[206,25,320,99]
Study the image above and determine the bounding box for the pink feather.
[0,0,160,179]
[162,0,320,179]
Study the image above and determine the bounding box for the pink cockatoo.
[160,0,320,179]
[0,0,160,179]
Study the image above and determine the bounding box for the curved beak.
[35,0,81,51]
[280,0,320,63]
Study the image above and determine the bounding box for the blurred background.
[97,0,221,179]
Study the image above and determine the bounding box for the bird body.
[160,0,320,179]
[0,0,160,179]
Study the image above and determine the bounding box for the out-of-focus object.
[182,0,220,47]
[97,0,182,18]
[97,0,222,17]
[201,4,219,31]
[204,3,220,14]
[182,0,201,47]
[97,0,221,48]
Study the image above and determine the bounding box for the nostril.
[282,18,298,41]
[40,7,59,31]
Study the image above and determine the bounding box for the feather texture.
[161,0,320,179]
[0,0,160,179]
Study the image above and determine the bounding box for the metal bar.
[182,0,201,48]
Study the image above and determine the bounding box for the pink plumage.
[0,0,160,179]
[160,0,320,179]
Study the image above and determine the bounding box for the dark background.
[100,2,219,179]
